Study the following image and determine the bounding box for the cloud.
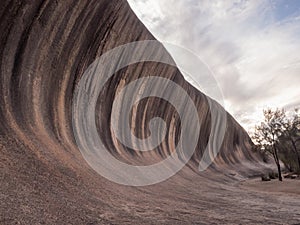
[127,0,300,130]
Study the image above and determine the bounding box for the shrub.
[268,172,278,179]
[261,175,271,181]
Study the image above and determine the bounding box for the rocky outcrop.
[1,1,297,224]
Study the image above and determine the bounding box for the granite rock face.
[1,1,299,224]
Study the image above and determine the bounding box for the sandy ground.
[240,177,300,196]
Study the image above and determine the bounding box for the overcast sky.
[127,0,300,132]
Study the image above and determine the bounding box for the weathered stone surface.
[0,1,299,224]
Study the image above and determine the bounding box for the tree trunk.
[273,146,283,181]
[276,161,283,181]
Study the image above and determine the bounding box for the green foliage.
[252,108,300,175]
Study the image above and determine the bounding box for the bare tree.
[281,108,300,171]
[252,109,286,181]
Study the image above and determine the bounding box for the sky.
[127,0,300,132]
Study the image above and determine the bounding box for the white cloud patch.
[127,0,300,131]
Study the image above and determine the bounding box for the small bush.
[291,174,297,179]
[261,175,271,181]
[268,172,278,179]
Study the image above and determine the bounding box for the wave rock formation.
[1,1,299,224]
